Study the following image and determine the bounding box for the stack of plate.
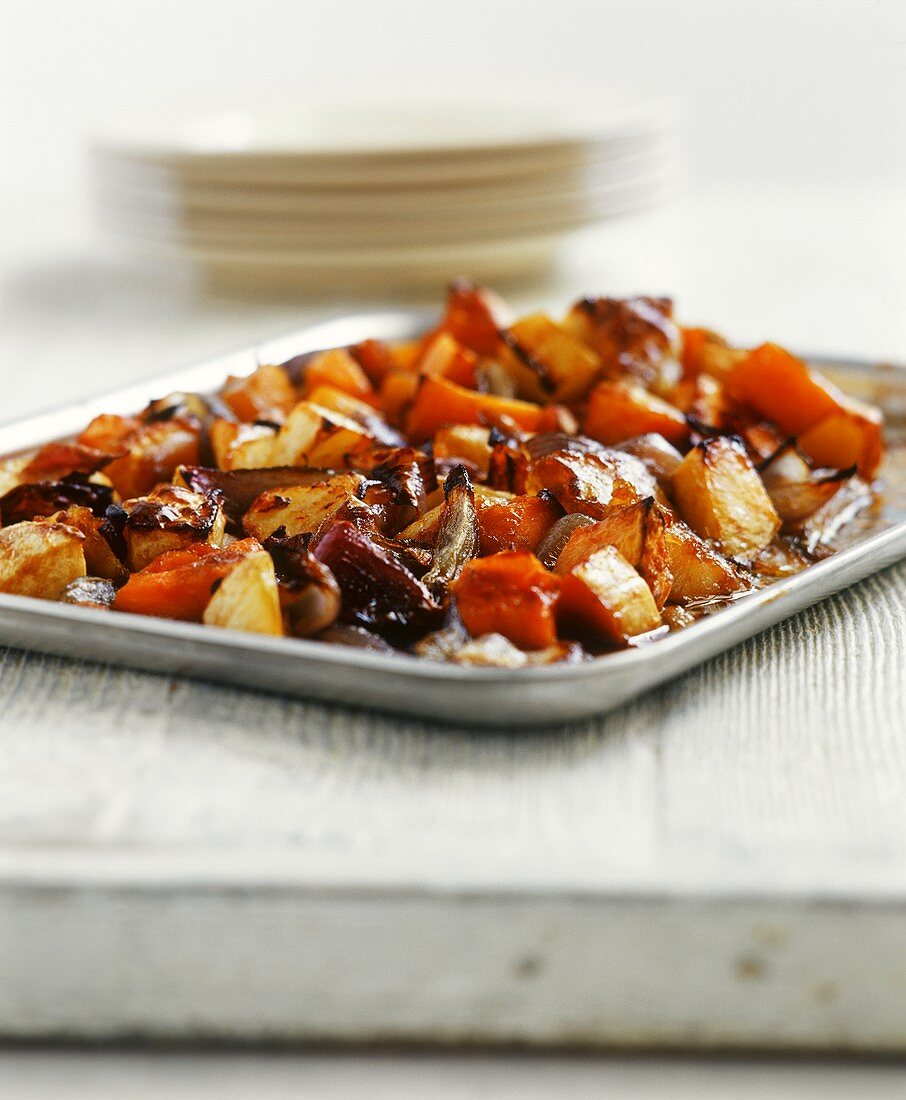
[92,102,676,294]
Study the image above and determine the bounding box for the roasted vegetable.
[421,465,479,596]
[0,284,887,665]
[0,520,86,599]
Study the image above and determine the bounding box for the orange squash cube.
[221,364,296,423]
[453,552,560,650]
[303,348,376,404]
[585,380,689,447]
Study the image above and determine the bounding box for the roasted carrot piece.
[407,377,544,441]
[725,343,843,435]
[796,399,884,478]
[221,364,297,423]
[379,369,421,426]
[453,551,560,650]
[584,379,689,447]
[477,494,561,555]
[113,538,261,622]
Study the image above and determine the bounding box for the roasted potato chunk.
[269,402,376,468]
[120,485,225,572]
[79,414,201,499]
[525,448,658,519]
[507,313,602,403]
[663,518,749,603]
[203,551,283,635]
[0,520,86,599]
[673,437,780,559]
[243,472,366,542]
[557,545,662,643]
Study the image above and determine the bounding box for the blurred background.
[1,0,904,422]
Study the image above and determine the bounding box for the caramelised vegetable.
[0,282,887,666]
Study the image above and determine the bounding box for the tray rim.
[0,312,905,725]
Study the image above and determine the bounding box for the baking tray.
[0,312,904,728]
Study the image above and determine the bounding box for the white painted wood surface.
[1,190,905,1048]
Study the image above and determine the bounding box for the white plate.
[94,100,672,160]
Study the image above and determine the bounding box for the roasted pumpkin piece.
[302,347,376,403]
[662,518,749,603]
[564,296,682,395]
[671,372,734,432]
[796,400,884,479]
[209,419,277,470]
[379,369,421,427]
[202,551,283,636]
[725,344,883,475]
[477,492,562,555]
[406,376,545,441]
[417,332,479,389]
[585,379,689,447]
[77,412,141,455]
[0,520,86,599]
[120,485,226,572]
[269,402,375,468]
[557,546,661,643]
[525,448,658,519]
[221,364,297,423]
[112,538,261,622]
[350,338,400,386]
[101,416,202,499]
[397,485,511,546]
[672,437,780,559]
[242,472,366,542]
[312,520,441,638]
[433,425,493,478]
[435,279,508,357]
[555,498,673,609]
[507,313,602,403]
[679,327,744,380]
[454,551,560,651]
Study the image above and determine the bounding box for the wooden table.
[1,188,905,1051]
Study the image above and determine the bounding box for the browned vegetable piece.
[317,622,395,653]
[435,279,508,358]
[221,364,297,423]
[564,296,682,395]
[526,448,658,519]
[176,465,338,529]
[49,505,127,583]
[269,402,378,468]
[120,485,226,572]
[759,442,853,524]
[21,441,113,482]
[355,446,434,534]
[303,348,377,403]
[312,521,441,638]
[263,532,342,637]
[421,465,478,596]
[209,419,278,470]
[614,433,684,483]
[672,437,780,559]
[242,472,366,543]
[0,476,114,527]
[535,513,596,570]
[202,551,284,636]
[0,520,86,599]
[555,498,673,609]
[477,491,562,555]
[585,380,689,448]
[432,425,493,479]
[59,575,117,610]
[454,552,560,651]
[79,414,202,499]
[506,313,602,403]
[662,518,749,603]
[557,546,662,644]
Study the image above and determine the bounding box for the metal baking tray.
[1,312,904,727]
